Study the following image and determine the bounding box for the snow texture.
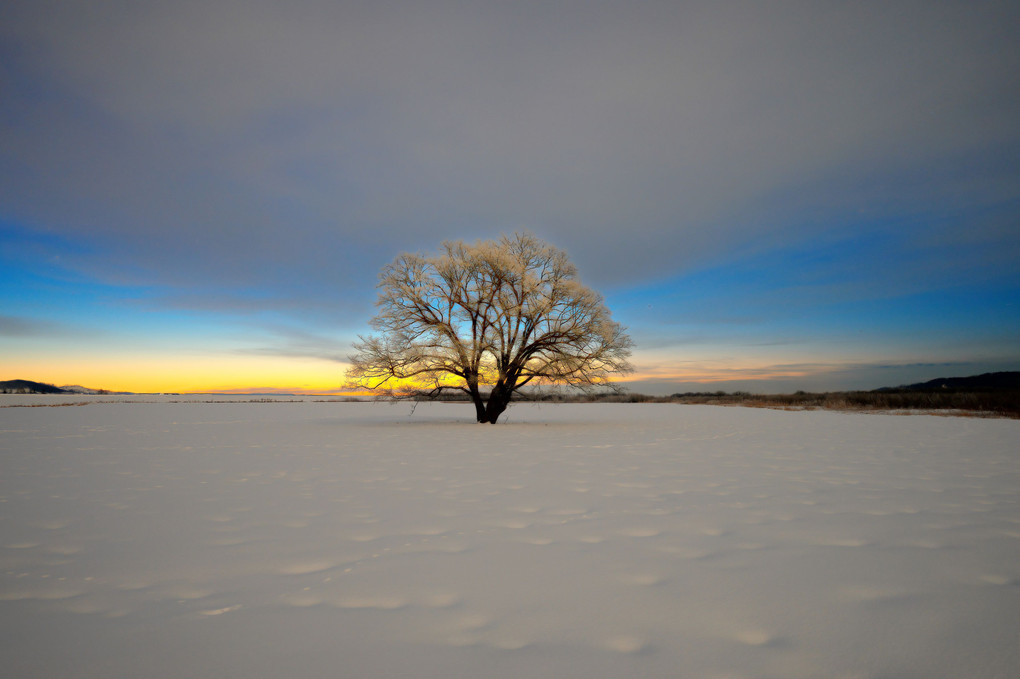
[2,398,1018,678]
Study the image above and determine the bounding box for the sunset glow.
[5,352,349,395]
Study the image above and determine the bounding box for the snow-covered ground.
[1,399,1018,679]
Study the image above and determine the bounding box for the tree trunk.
[466,380,486,423]
[483,382,513,424]
[471,392,486,423]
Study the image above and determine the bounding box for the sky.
[2,0,1019,395]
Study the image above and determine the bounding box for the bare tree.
[346,233,634,423]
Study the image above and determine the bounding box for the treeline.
[412,387,1020,417]
[662,389,1020,417]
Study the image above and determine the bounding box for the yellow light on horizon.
[3,344,858,396]
[4,352,351,394]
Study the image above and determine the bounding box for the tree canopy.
[346,233,633,423]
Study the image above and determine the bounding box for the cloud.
[622,358,1020,394]
[231,324,352,364]
[2,0,1018,297]
[0,315,81,338]
[132,291,370,326]
[237,346,348,364]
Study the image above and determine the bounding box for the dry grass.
[4,391,1017,418]
[516,389,1020,419]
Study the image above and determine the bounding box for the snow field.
[1,400,1018,678]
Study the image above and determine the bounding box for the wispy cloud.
[232,325,351,364]
[0,315,82,338]
[623,359,1009,394]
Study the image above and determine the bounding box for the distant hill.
[877,371,1020,392]
[59,385,104,394]
[0,380,116,394]
[0,379,68,394]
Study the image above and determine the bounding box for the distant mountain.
[877,371,1020,392]
[0,379,68,394]
[59,385,103,394]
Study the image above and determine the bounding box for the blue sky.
[2,1,1019,394]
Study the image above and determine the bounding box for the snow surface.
[1,399,1018,679]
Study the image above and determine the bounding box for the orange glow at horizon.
[3,347,845,395]
[5,352,352,394]
[624,356,835,385]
